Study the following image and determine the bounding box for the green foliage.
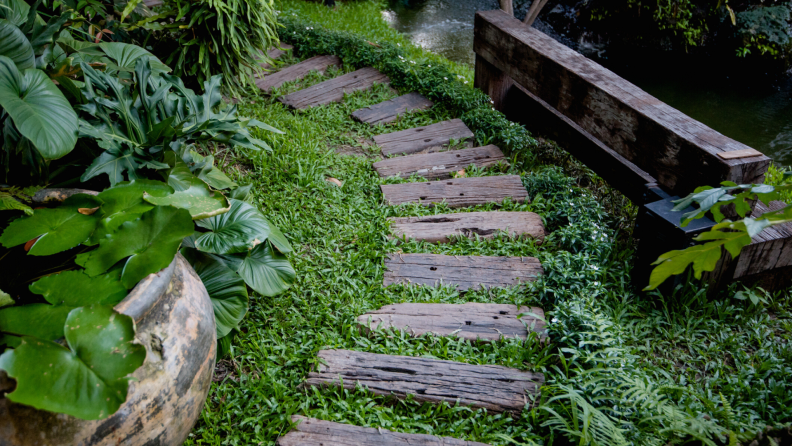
[736,5,791,57]
[89,179,174,243]
[194,198,274,255]
[145,160,230,219]
[30,270,127,306]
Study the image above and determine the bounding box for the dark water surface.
[382,0,792,166]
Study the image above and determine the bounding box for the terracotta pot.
[0,255,216,446]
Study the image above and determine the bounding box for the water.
[382,0,792,166]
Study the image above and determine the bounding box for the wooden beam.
[523,0,549,26]
[473,9,769,195]
[499,0,513,16]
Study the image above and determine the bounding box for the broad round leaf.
[194,199,271,254]
[0,194,103,256]
[0,305,146,420]
[144,162,230,219]
[0,303,73,341]
[90,179,174,244]
[77,206,194,288]
[267,224,293,254]
[235,243,295,297]
[0,19,34,70]
[0,55,78,160]
[30,270,128,305]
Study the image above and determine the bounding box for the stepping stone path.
[389,211,545,243]
[257,55,341,92]
[277,416,492,446]
[351,92,434,125]
[375,119,474,156]
[380,175,529,207]
[383,253,543,291]
[374,145,508,179]
[259,43,294,70]
[303,350,544,413]
[269,54,549,444]
[357,303,547,342]
[279,67,390,109]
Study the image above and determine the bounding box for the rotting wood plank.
[473,9,770,194]
[388,211,545,243]
[357,303,546,342]
[374,119,474,156]
[256,55,341,92]
[373,145,507,179]
[278,67,390,109]
[304,350,544,413]
[351,92,434,125]
[277,416,492,446]
[380,175,528,208]
[383,253,543,291]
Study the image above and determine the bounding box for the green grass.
[184,2,792,445]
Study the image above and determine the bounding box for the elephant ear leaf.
[89,179,173,244]
[0,55,78,160]
[235,242,295,297]
[0,305,146,420]
[194,198,271,255]
[143,162,230,220]
[0,19,34,70]
[30,270,128,305]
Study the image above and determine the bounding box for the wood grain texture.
[277,416,492,446]
[388,211,545,243]
[278,67,390,109]
[374,119,475,156]
[374,145,507,179]
[304,350,544,413]
[352,92,434,125]
[380,175,528,208]
[474,10,769,195]
[357,303,546,342]
[733,201,792,278]
[383,253,543,290]
[256,55,341,92]
[717,148,764,160]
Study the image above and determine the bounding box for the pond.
[382,0,792,166]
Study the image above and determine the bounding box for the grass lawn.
[183,2,792,445]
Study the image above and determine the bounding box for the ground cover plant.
[182,1,792,445]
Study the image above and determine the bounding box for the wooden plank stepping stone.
[374,119,474,156]
[380,175,528,208]
[373,145,507,179]
[278,67,390,110]
[277,416,492,446]
[389,211,545,243]
[256,55,341,92]
[257,44,294,70]
[357,303,546,342]
[304,350,544,413]
[351,92,434,125]
[383,253,543,291]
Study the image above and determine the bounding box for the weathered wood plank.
[279,67,390,109]
[304,350,544,413]
[380,175,528,208]
[357,303,546,342]
[733,201,792,278]
[257,44,294,70]
[352,92,434,125]
[373,145,507,179]
[374,119,475,156]
[383,253,543,290]
[277,416,492,446]
[717,148,765,160]
[388,211,545,243]
[473,9,770,195]
[256,55,341,92]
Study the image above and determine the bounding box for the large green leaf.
[0,19,34,70]
[77,205,194,288]
[0,0,30,27]
[143,162,230,219]
[80,144,147,186]
[234,243,295,297]
[0,289,12,308]
[0,305,146,420]
[99,42,171,75]
[181,149,237,190]
[30,270,128,305]
[90,179,174,244]
[0,194,102,256]
[194,199,271,255]
[0,303,73,341]
[0,55,77,159]
[182,248,247,338]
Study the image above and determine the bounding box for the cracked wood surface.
[357,303,546,342]
[373,145,507,179]
[304,350,544,413]
[383,253,543,291]
[257,55,341,92]
[277,416,492,445]
[380,175,528,208]
[374,119,474,156]
[351,92,434,125]
[388,211,545,244]
[279,67,390,109]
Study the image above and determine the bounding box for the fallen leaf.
[24,236,41,252]
[78,207,100,216]
[326,177,343,187]
[456,169,466,178]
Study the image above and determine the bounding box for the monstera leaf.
[194,199,271,254]
[0,55,78,160]
[233,243,295,297]
[30,270,128,305]
[77,205,194,288]
[0,305,146,420]
[89,179,174,244]
[0,194,102,255]
[0,19,34,70]
[144,162,229,219]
